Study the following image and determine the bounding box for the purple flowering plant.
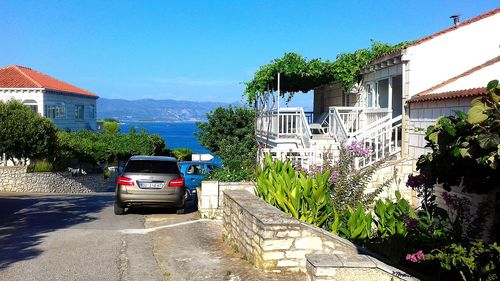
[346,140,371,158]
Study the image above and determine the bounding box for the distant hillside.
[97,98,244,122]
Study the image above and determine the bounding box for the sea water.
[119,121,212,154]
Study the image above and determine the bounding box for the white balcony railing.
[328,107,392,140]
[256,107,312,148]
[354,115,402,168]
[259,105,401,169]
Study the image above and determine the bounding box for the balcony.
[257,106,401,169]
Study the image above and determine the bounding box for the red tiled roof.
[407,87,487,103]
[371,7,500,63]
[415,56,500,97]
[408,7,500,47]
[0,65,97,97]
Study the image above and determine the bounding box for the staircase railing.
[353,115,403,168]
[328,107,349,143]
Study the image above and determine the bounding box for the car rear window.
[124,160,180,174]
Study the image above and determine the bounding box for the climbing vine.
[244,40,408,104]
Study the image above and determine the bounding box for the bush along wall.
[256,125,500,281]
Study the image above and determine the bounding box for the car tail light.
[168,177,184,187]
[117,176,134,186]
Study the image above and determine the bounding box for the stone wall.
[197,181,255,219]
[222,190,416,280]
[0,166,116,193]
[366,159,419,207]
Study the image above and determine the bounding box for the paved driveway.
[0,193,304,281]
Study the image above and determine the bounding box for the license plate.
[140,182,164,189]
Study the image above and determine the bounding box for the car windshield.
[124,160,179,174]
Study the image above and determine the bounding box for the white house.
[0,65,99,131]
[254,7,500,236]
[257,7,500,184]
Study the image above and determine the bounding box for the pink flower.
[406,250,425,263]
[347,141,371,157]
[328,171,338,182]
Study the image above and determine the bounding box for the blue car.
[178,161,221,194]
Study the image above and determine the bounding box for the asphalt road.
[0,193,186,281]
[0,193,304,281]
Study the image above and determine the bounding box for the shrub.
[374,191,416,239]
[208,166,253,182]
[425,241,500,281]
[256,156,332,227]
[326,142,390,213]
[103,121,120,135]
[331,205,373,241]
[27,160,54,173]
[172,148,194,161]
[196,106,256,181]
[0,100,58,165]
[416,79,500,194]
[56,131,168,169]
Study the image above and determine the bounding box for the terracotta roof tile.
[372,7,500,62]
[407,87,487,103]
[412,55,500,99]
[0,65,97,97]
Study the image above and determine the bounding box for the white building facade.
[0,65,98,131]
[258,7,500,166]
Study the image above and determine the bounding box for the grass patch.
[27,160,53,173]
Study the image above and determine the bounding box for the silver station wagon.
[114,156,186,215]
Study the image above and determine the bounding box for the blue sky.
[1,1,498,108]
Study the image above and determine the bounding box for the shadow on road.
[0,194,113,270]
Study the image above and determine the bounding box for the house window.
[75,105,84,120]
[22,99,38,114]
[45,104,65,119]
[88,105,96,119]
[378,79,389,108]
[366,83,377,107]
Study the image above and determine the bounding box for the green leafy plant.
[333,205,373,241]
[0,100,58,165]
[208,166,253,182]
[196,106,256,181]
[256,156,332,227]
[425,241,500,281]
[27,160,54,173]
[103,121,120,135]
[172,148,194,161]
[416,79,500,194]
[244,41,408,104]
[56,131,168,170]
[374,191,415,238]
[327,143,390,213]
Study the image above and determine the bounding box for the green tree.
[172,148,194,161]
[0,100,58,165]
[56,131,169,168]
[416,80,500,194]
[103,121,120,135]
[195,106,256,180]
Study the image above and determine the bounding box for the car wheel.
[176,205,185,214]
[114,203,125,215]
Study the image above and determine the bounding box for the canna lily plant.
[256,156,333,227]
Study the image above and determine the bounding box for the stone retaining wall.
[222,190,417,280]
[0,166,116,193]
[197,181,255,219]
